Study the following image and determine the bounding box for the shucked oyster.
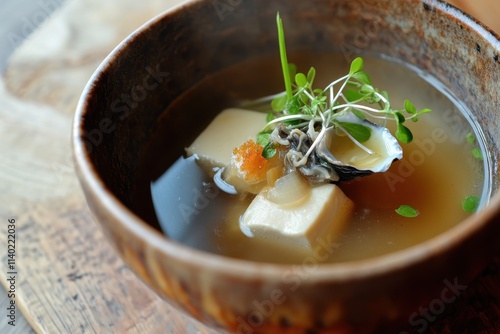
[317,113,403,181]
[271,113,403,183]
[271,124,339,184]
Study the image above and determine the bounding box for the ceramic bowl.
[73,0,500,332]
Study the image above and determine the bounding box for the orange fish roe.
[233,139,269,182]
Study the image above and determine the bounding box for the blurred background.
[2,0,500,72]
[1,2,65,333]
[0,0,66,72]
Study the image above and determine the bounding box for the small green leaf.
[396,123,413,143]
[257,132,271,146]
[462,196,480,213]
[339,122,372,143]
[311,97,326,112]
[344,89,365,103]
[472,148,484,160]
[262,142,277,159]
[307,67,316,86]
[349,57,364,74]
[417,108,432,115]
[360,84,375,95]
[404,100,417,114]
[295,72,308,87]
[466,132,476,144]
[266,112,275,123]
[380,91,389,101]
[284,95,300,115]
[286,95,301,114]
[300,93,310,105]
[396,205,419,218]
[350,108,366,120]
[272,95,287,112]
[352,71,372,85]
[395,112,406,124]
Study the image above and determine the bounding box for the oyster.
[271,113,403,183]
[271,124,340,184]
[317,113,403,181]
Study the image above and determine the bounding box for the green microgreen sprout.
[277,13,293,101]
[472,148,484,160]
[465,133,484,161]
[257,13,431,159]
[257,131,277,159]
[395,205,420,218]
[466,132,476,144]
[462,196,480,213]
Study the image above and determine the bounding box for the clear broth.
[134,53,489,264]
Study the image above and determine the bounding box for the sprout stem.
[277,13,293,100]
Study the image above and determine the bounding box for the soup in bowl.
[73,0,500,332]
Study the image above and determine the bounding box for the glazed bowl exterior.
[73,0,500,332]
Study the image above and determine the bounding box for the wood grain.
[0,0,498,333]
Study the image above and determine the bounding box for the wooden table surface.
[0,0,498,333]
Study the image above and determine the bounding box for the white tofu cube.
[185,108,268,173]
[240,184,354,250]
